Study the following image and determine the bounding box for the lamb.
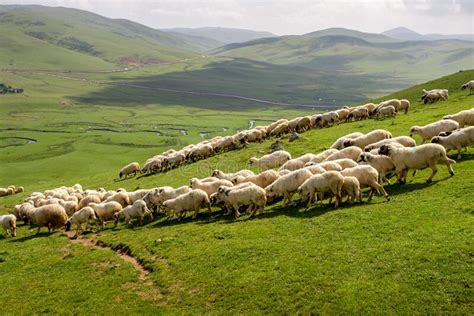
[211,169,254,181]
[340,165,389,201]
[232,170,279,188]
[162,189,211,220]
[343,129,392,149]
[461,80,474,94]
[213,183,267,218]
[308,149,339,163]
[190,178,233,197]
[378,143,455,183]
[89,201,123,229]
[298,171,344,208]
[249,150,292,170]
[341,176,361,204]
[375,105,397,119]
[409,119,459,144]
[114,199,152,226]
[0,214,16,237]
[29,204,68,233]
[443,108,474,127]
[265,168,313,207]
[364,136,416,152]
[64,206,96,238]
[357,152,396,184]
[325,146,363,162]
[119,162,140,178]
[330,132,364,150]
[431,126,474,159]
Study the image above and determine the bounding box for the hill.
[0,5,199,70]
[0,70,473,313]
[304,27,400,43]
[163,27,276,46]
[383,27,474,42]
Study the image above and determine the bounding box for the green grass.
[0,70,473,313]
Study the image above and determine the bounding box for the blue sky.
[1,0,473,35]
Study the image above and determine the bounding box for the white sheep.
[265,168,313,207]
[269,122,289,137]
[144,186,192,211]
[211,169,254,181]
[363,136,416,152]
[114,199,152,226]
[399,99,410,114]
[162,189,211,220]
[431,126,474,159]
[249,150,292,170]
[329,158,359,170]
[298,171,344,208]
[372,99,401,116]
[357,152,396,184]
[335,109,350,122]
[266,119,288,134]
[443,108,474,127]
[461,80,474,94]
[341,176,361,204]
[378,143,455,183]
[190,178,233,197]
[330,132,364,150]
[213,184,267,218]
[410,119,459,144]
[325,146,363,162]
[308,149,339,163]
[375,105,397,119]
[343,129,392,149]
[232,170,280,188]
[340,165,389,202]
[279,159,305,172]
[314,111,339,127]
[77,194,102,209]
[104,191,131,207]
[89,201,123,229]
[0,214,17,237]
[347,107,369,121]
[0,187,14,197]
[127,189,150,204]
[119,162,140,178]
[29,204,68,233]
[13,202,35,223]
[59,200,78,216]
[64,206,96,237]
[314,161,343,172]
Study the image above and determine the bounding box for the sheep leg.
[456,146,462,160]
[426,164,438,183]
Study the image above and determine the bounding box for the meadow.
[0,69,473,313]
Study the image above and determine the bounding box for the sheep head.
[378,145,392,156]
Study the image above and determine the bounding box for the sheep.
[399,99,410,114]
[296,116,311,132]
[308,149,339,163]
[314,111,339,127]
[375,105,397,119]
[329,158,359,170]
[372,99,401,116]
[294,153,320,164]
[347,107,369,121]
[211,169,254,181]
[213,184,267,218]
[364,136,416,152]
[214,136,237,152]
[29,204,68,233]
[266,119,288,134]
[245,129,265,143]
[298,171,344,208]
[162,189,211,220]
[59,200,78,216]
[164,152,186,169]
[360,103,377,114]
[209,183,255,214]
[264,168,313,207]
[304,164,327,175]
[232,170,279,188]
[13,202,35,223]
[340,165,389,201]
[114,199,152,226]
[288,117,303,132]
[144,186,192,211]
[249,150,292,170]
[77,194,102,209]
[104,191,131,208]
[335,109,350,122]
[315,161,343,172]
[357,152,396,184]
[89,201,123,229]
[423,92,442,104]
[343,129,392,149]
[341,176,361,204]
[325,146,363,162]
[410,119,459,144]
[0,187,14,197]
[190,178,233,197]
[330,132,364,150]
[378,143,455,183]
[127,189,150,204]
[443,108,474,127]
[119,162,140,178]
[64,206,96,238]
[461,80,474,94]
[422,89,448,102]
[431,126,474,159]
[269,122,289,137]
[0,214,16,237]
[279,159,305,172]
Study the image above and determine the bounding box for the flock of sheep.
[1,83,473,239]
[0,185,24,197]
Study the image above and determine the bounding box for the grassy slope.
[0,70,473,313]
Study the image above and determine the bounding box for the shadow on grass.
[385,174,454,197]
[8,231,56,243]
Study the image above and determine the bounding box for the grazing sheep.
[164,152,186,169]
[211,169,254,181]
[119,162,140,178]
[372,99,401,116]
[13,202,35,223]
[363,136,416,152]
[114,199,152,226]
[77,194,102,209]
[59,200,78,216]
[375,105,397,119]
[343,129,392,149]
[461,80,474,94]
[304,164,327,175]
[266,119,289,134]
[298,171,344,208]
[296,116,312,132]
[265,168,313,207]
[308,149,339,163]
[162,189,211,220]
[325,146,363,162]
[269,122,289,137]
[399,99,410,114]
[340,165,389,202]
[190,178,233,197]
[29,204,68,233]
[341,176,361,204]
[214,183,267,218]
[294,153,320,164]
[64,207,96,237]
[232,170,279,188]
[104,191,131,208]
[328,158,359,170]
[249,150,292,170]
[335,109,350,122]
[144,186,192,211]
[89,201,123,229]
[410,119,459,144]
[314,111,339,127]
[423,92,442,104]
[443,108,474,127]
[127,189,150,204]
[0,214,17,237]
[378,144,455,183]
[315,161,343,172]
[357,152,396,184]
[214,136,237,152]
[330,132,364,150]
[0,187,14,197]
[279,159,305,172]
[431,126,474,159]
[347,107,369,121]
[422,89,448,102]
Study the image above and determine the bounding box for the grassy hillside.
[0,70,473,313]
[0,5,198,70]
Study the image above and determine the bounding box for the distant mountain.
[304,27,399,43]
[163,27,276,46]
[425,33,474,41]
[382,27,427,41]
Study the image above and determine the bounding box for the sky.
[0,0,473,35]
